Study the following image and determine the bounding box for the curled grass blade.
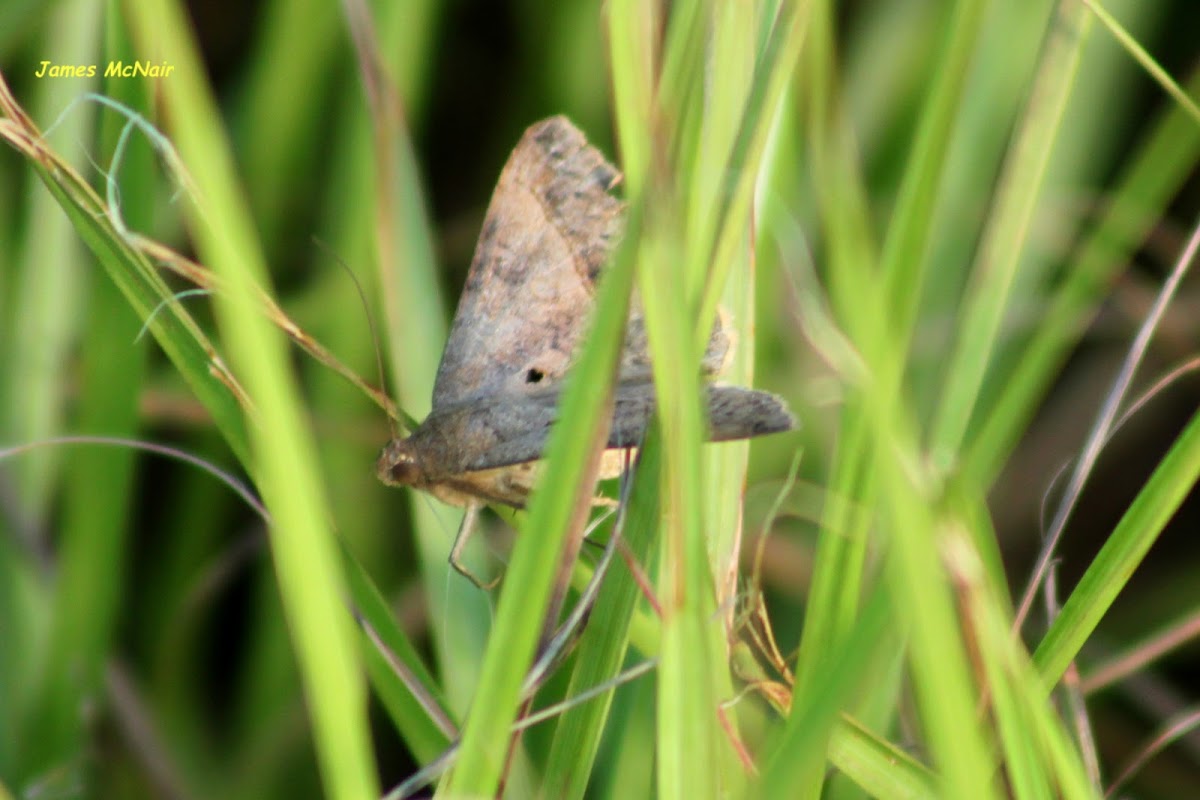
[0,75,251,462]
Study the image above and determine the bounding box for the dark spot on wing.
[583,247,606,282]
[589,163,618,190]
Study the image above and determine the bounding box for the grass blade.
[121,2,379,797]
[441,198,642,798]
[931,0,1092,461]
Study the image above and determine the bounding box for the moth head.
[376,438,427,488]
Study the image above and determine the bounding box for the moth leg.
[449,503,500,591]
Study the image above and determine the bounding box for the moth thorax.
[376,439,426,488]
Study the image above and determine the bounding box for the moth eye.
[377,444,423,487]
[388,459,421,486]
[525,368,545,384]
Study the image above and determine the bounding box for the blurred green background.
[2,1,1200,798]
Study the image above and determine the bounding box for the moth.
[376,116,793,512]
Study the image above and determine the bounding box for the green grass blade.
[1084,0,1200,127]
[858,389,999,796]
[1,2,99,784]
[951,525,1101,798]
[790,0,879,713]
[828,717,938,799]
[759,585,896,799]
[641,133,721,800]
[606,0,656,194]
[363,48,488,713]
[931,0,1092,461]
[540,433,663,799]
[695,2,758,624]
[1,0,101,526]
[342,544,456,762]
[232,0,344,247]
[22,13,152,779]
[609,6,720,798]
[122,1,379,797]
[878,0,988,353]
[964,63,1200,485]
[1035,398,1200,686]
[441,199,641,798]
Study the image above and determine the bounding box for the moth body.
[376,116,795,509]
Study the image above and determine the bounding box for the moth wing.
[432,117,625,407]
[453,382,793,474]
[449,386,654,473]
[607,383,794,444]
[704,385,796,440]
[453,392,560,472]
[617,309,732,383]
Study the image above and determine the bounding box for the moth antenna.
[311,236,399,439]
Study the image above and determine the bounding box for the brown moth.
[376,116,793,509]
